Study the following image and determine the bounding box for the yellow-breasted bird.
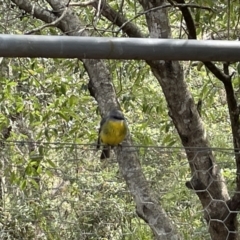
[97,109,127,159]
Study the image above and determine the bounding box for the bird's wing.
[96,115,109,149]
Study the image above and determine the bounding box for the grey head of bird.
[108,109,125,120]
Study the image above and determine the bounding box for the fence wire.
[0,141,238,239]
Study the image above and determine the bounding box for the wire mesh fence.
[0,141,238,239]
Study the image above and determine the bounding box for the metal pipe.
[0,34,239,61]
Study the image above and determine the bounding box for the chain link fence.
[0,141,238,239]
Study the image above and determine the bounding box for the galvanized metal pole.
[0,34,240,61]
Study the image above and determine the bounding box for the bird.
[97,108,127,159]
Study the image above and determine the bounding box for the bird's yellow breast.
[100,120,127,146]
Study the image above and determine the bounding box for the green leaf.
[38,145,44,156]
[47,159,56,168]
[69,95,78,106]
[20,179,27,190]
[60,83,67,95]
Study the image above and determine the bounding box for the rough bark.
[139,1,234,239]
[11,0,181,239]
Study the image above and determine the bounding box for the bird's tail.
[100,146,110,159]
[96,133,101,149]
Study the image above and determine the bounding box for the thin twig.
[93,0,102,26]
[69,0,96,7]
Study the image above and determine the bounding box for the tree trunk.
[138,1,234,239]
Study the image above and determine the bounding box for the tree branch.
[204,61,231,83]
[174,0,196,39]
[25,6,69,34]
[174,0,240,213]
[11,0,57,25]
